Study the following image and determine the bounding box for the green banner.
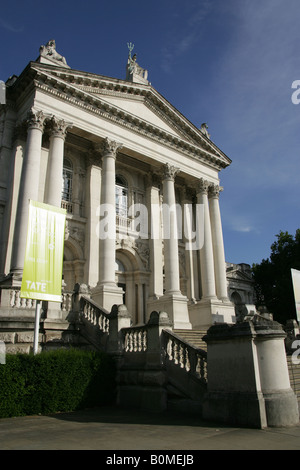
[20,200,66,302]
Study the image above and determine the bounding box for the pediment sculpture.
[39,40,69,67]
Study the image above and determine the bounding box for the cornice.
[13,62,232,170]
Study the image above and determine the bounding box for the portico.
[0,40,235,329]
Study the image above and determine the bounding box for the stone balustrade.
[80,295,110,333]
[124,326,147,353]
[163,330,207,384]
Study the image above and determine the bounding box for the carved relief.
[135,240,150,270]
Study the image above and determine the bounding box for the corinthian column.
[151,162,191,329]
[92,138,124,311]
[197,178,217,300]
[11,109,47,278]
[162,163,181,295]
[208,184,229,301]
[44,117,72,207]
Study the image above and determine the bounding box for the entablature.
[7,62,231,173]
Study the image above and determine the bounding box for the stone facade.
[0,41,235,330]
[226,262,257,321]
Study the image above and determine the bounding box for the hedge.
[0,349,116,418]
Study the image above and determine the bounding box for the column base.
[147,293,192,329]
[91,283,124,312]
[263,389,299,427]
[189,298,236,330]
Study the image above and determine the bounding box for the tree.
[252,229,300,325]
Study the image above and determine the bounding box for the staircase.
[173,329,208,351]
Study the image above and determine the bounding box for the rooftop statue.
[126,42,149,85]
[38,40,69,68]
[200,123,210,139]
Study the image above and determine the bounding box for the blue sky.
[1,0,300,266]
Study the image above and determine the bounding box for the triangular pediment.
[12,62,232,170]
[226,267,254,283]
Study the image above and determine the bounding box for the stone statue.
[39,40,68,66]
[126,42,148,84]
[200,123,210,139]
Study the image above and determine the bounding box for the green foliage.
[0,349,116,418]
[252,229,300,324]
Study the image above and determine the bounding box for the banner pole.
[33,300,41,355]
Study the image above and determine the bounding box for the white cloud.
[0,18,23,33]
[160,0,212,73]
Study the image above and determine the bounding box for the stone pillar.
[84,149,102,289]
[146,174,163,302]
[182,186,197,303]
[203,318,299,428]
[0,107,18,275]
[43,117,72,320]
[44,117,72,207]
[10,109,47,280]
[254,319,299,427]
[149,163,191,329]
[92,138,124,311]
[208,183,228,301]
[197,178,217,300]
[162,163,181,295]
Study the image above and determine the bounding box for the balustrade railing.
[79,296,110,333]
[120,320,207,385]
[162,330,207,384]
[8,288,37,309]
[61,200,73,214]
[124,325,148,353]
[4,287,73,313]
[61,292,72,313]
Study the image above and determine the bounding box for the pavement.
[0,406,300,452]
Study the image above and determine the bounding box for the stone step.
[173,329,208,351]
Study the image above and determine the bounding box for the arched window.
[115,175,128,218]
[62,159,73,203]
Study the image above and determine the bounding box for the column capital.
[197,177,210,195]
[102,137,123,158]
[163,162,180,181]
[49,116,72,139]
[208,183,223,199]
[26,109,48,132]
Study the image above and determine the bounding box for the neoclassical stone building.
[0,40,236,330]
